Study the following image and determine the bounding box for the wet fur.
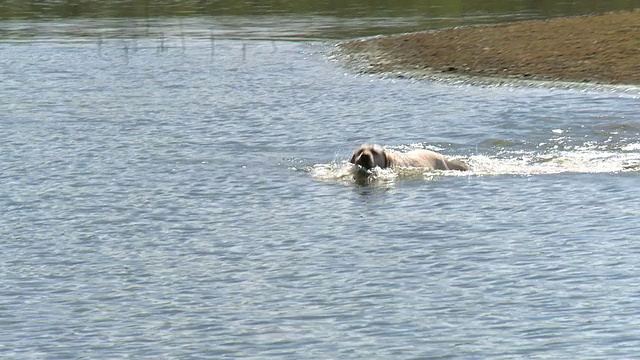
[350,144,469,171]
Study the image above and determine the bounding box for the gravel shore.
[337,10,640,85]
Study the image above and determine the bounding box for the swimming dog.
[350,144,469,171]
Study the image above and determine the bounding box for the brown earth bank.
[337,10,640,85]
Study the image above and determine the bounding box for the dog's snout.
[356,154,374,169]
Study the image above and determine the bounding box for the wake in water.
[308,143,640,185]
[468,148,640,175]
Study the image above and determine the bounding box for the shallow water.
[2,14,640,359]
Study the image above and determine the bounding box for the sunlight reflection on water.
[2,14,640,359]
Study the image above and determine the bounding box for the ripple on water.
[3,26,640,359]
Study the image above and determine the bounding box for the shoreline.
[336,10,640,86]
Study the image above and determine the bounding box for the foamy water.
[310,142,640,186]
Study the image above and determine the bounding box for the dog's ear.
[383,150,390,168]
[350,149,360,164]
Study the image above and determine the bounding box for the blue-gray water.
[2,18,640,359]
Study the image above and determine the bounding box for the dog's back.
[350,144,469,171]
[390,149,469,171]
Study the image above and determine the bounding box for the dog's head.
[350,144,389,170]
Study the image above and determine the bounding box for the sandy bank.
[337,10,640,85]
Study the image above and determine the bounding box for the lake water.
[2,7,640,359]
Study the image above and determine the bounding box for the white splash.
[466,148,640,176]
[308,161,398,186]
[621,142,640,152]
[308,147,640,185]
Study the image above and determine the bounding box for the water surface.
[2,3,640,359]
[2,0,639,40]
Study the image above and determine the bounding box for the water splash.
[308,161,398,186]
[467,150,639,176]
[309,146,640,185]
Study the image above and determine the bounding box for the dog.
[350,143,469,171]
